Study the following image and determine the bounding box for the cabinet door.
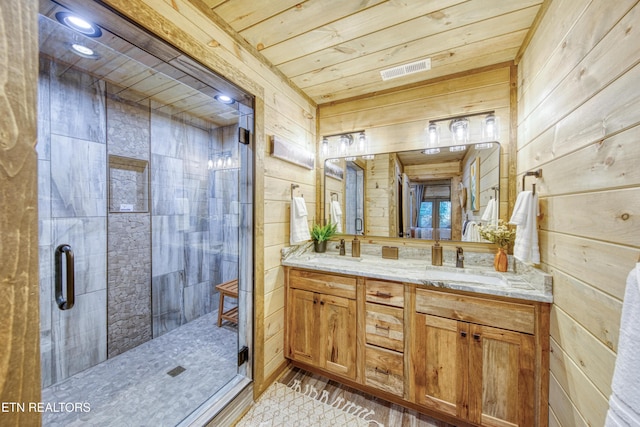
[320,294,357,379]
[468,324,535,427]
[288,288,318,365]
[413,313,469,419]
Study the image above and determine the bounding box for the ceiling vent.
[380,58,431,81]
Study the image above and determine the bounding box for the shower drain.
[167,366,186,377]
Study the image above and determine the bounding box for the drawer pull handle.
[375,324,390,332]
[375,291,392,298]
[375,367,389,375]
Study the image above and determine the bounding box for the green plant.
[478,220,516,248]
[310,222,337,242]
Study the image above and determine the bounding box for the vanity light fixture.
[56,12,102,37]
[358,132,367,151]
[482,113,499,140]
[214,94,235,105]
[321,137,329,156]
[449,117,469,144]
[427,122,440,146]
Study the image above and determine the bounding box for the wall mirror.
[323,141,501,242]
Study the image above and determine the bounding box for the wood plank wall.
[318,64,514,229]
[517,0,640,424]
[0,0,41,425]
[96,0,317,396]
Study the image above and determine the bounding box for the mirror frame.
[321,141,504,244]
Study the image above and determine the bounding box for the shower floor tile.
[42,311,238,427]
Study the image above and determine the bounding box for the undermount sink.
[305,255,362,263]
[423,270,507,287]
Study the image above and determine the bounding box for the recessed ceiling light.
[449,145,467,152]
[215,94,234,104]
[56,12,102,38]
[423,148,440,155]
[70,43,99,59]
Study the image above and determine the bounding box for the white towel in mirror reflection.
[330,200,342,233]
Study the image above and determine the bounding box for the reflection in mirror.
[324,142,501,242]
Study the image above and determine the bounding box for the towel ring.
[522,169,542,195]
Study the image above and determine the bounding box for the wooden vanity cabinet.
[285,267,549,427]
[286,269,357,380]
[412,289,541,427]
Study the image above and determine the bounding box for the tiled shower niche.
[108,156,149,213]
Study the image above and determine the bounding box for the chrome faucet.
[456,246,464,268]
[336,239,346,256]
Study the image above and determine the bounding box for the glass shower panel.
[37,2,253,423]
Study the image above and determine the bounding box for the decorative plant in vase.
[310,222,338,253]
[478,220,516,272]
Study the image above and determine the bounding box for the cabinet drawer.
[415,288,535,334]
[365,303,404,352]
[289,269,356,299]
[366,279,404,307]
[364,345,404,397]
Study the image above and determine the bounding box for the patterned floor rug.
[236,380,384,427]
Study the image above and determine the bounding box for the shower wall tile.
[37,57,51,161]
[152,271,184,316]
[183,281,214,323]
[40,329,53,388]
[152,311,183,338]
[150,105,185,158]
[151,154,184,216]
[185,231,210,286]
[106,91,150,160]
[151,215,184,277]
[38,160,51,220]
[52,217,107,296]
[184,178,208,232]
[50,61,106,144]
[51,135,107,218]
[220,260,238,284]
[52,289,107,383]
[107,214,152,358]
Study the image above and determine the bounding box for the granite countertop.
[282,243,553,303]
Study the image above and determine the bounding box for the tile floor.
[42,311,238,427]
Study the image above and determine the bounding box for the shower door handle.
[55,244,75,310]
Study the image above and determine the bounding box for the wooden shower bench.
[215,279,238,327]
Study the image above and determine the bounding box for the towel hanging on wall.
[605,263,640,426]
[290,197,311,245]
[509,191,540,264]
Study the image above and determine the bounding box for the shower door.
[38,2,253,424]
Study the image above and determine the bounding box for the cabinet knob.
[313,299,317,304]
[473,333,481,341]
[320,300,325,305]
[460,331,467,338]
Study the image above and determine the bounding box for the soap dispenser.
[431,240,443,266]
[352,235,361,257]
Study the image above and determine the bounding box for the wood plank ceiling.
[205,0,545,104]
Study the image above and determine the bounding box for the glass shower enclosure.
[37,1,253,425]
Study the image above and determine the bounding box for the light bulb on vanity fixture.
[449,117,469,144]
[482,113,499,141]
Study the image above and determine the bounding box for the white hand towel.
[605,264,640,426]
[481,198,497,225]
[509,191,540,264]
[462,221,481,242]
[330,200,343,233]
[290,197,311,245]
